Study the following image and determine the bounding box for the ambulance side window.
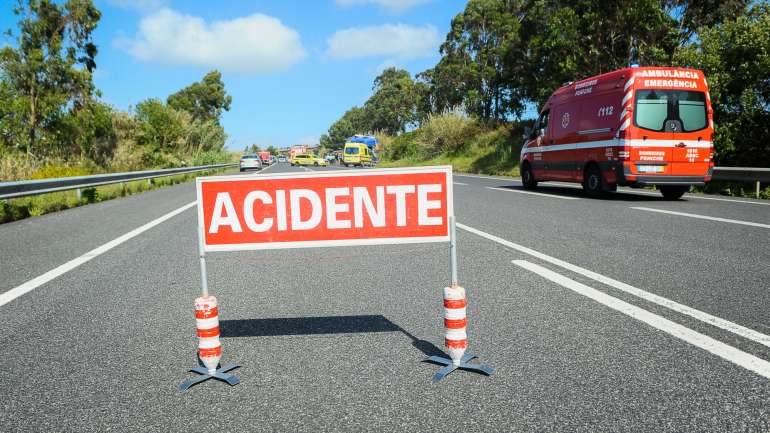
[537,110,550,137]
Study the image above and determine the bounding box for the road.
[1,162,769,432]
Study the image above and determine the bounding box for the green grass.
[377,115,523,177]
[0,167,236,224]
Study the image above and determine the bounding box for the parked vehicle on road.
[520,66,714,199]
[239,154,263,172]
[277,156,287,163]
[259,151,271,166]
[343,143,373,167]
[291,153,328,167]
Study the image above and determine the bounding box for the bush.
[30,164,95,179]
[382,130,424,161]
[419,112,480,155]
[189,150,233,166]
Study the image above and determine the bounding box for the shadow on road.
[220,314,445,358]
[493,184,666,201]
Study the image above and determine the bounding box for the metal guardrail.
[712,167,769,198]
[0,163,765,200]
[0,163,236,200]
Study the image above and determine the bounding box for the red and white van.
[520,66,714,199]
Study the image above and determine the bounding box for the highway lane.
[1,163,769,432]
[453,174,770,353]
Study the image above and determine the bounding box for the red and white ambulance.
[520,66,714,199]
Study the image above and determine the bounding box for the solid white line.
[455,173,520,181]
[682,195,770,206]
[453,182,468,185]
[632,207,770,229]
[0,201,197,308]
[486,186,580,200]
[455,222,770,349]
[513,260,770,380]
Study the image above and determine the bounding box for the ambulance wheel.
[583,164,604,197]
[521,163,537,189]
[659,185,689,200]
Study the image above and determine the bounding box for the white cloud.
[117,9,306,74]
[326,24,438,60]
[335,0,431,13]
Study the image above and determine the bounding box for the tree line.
[322,0,770,167]
[0,0,232,176]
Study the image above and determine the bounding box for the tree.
[325,106,371,149]
[675,3,770,166]
[364,67,419,134]
[266,145,277,155]
[435,0,525,120]
[134,98,185,151]
[0,0,100,155]
[167,70,232,124]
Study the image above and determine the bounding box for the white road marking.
[453,182,468,185]
[0,201,197,308]
[456,222,770,349]
[1,167,285,308]
[513,260,770,380]
[486,186,580,200]
[681,194,770,206]
[457,173,768,205]
[455,173,519,181]
[632,207,770,229]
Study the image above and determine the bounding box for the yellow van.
[343,143,372,167]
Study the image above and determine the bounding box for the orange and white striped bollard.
[425,215,492,382]
[195,295,221,374]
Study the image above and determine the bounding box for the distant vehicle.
[520,66,714,200]
[325,154,337,163]
[239,154,263,172]
[343,142,373,167]
[277,156,287,163]
[269,155,277,165]
[291,153,328,167]
[258,151,271,165]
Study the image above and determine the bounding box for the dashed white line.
[513,259,770,380]
[0,201,197,308]
[453,182,468,185]
[632,207,770,229]
[486,186,580,200]
[456,222,770,349]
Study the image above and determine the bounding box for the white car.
[239,154,263,172]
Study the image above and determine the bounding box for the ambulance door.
[531,109,550,180]
[547,103,578,181]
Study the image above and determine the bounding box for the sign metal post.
[423,215,494,382]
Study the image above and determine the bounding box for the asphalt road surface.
[1,163,769,432]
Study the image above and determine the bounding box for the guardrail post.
[147,178,152,187]
[76,188,82,201]
[757,181,761,199]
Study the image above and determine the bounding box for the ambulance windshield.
[634,90,707,132]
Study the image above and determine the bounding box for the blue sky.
[1,0,467,150]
